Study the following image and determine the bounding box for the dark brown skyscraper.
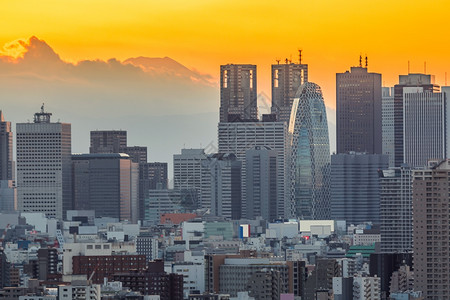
[220,64,257,122]
[0,111,13,181]
[90,130,127,153]
[336,65,382,154]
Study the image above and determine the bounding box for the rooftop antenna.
[41,102,45,113]
[408,61,410,74]
[285,58,288,64]
[276,58,280,65]
[298,49,302,64]
[365,55,368,68]
[359,55,362,67]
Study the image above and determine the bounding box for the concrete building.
[403,89,449,167]
[330,153,388,225]
[136,235,159,262]
[412,159,450,299]
[0,180,16,212]
[0,111,13,181]
[173,149,207,194]
[218,121,290,218]
[379,166,413,253]
[352,276,381,300]
[113,260,184,300]
[16,106,72,219]
[290,82,331,219]
[144,189,183,224]
[72,153,139,223]
[139,162,168,221]
[271,60,308,123]
[245,146,277,221]
[336,65,382,154]
[89,130,127,153]
[220,64,257,122]
[382,87,395,167]
[58,282,101,300]
[123,146,148,164]
[201,153,242,219]
[247,269,281,300]
[393,74,439,167]
[171,262,205,298]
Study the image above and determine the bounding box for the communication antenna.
[359,55,362,67]
[285,58,289,64]
[298,49,302,64]
[276,59,280,65]
[365,55,368,68]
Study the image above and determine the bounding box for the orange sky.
[2,0,450,109]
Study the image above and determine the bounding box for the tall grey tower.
[290,82,331,219]
[17,105,72,219]
[90,130,127,153]
[220,64,257,122]
[0,111,13,181]
[271,57,308,123]
[336,64,382,154]
[0,111,16,212]
[393,74,439,166]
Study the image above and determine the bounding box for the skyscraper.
[382,87,395,167]
[173,149,207,192]
[218,121,290,218]
[0,111,16,212]
[72,153,139,223]
[412,159,450,299]
[139,162,168,221]
[271,60,308,123]
[90,130,127,153]
[403,89,448,167]
[201,153,242,219]
[17,106,72,219]
[393,74,439,167]
[245,146,278,221]
[220,64,257,122]
[290,82,331,219]
[123,146,148,164]
[330,153,388,225]
[0,111,13,181]
[378,166,413,253]
[336,65,382,154]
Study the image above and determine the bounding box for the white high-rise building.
[403,88,449,167]
[218,121,290,218]
[173,149,207,191]
[382,87,395,167]
[16,106,72,219]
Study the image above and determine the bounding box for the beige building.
[413,159,450,299]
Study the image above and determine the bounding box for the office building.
[271,60,308,123]
[201,153,242,219]
[123,146,148,164]
[58,283,101,300]
[412,159,450,299]
[72,153,139,223]
[382,87,395,167]
[220,64,257,122]
[136,235,159,262]
[245,146,278,221]
[393,74,439,167]
[290,82,331,219]
[331,153,388,224]
[139,162,168,221]
[403,89,449,167]
[89,130,127,153]
[144,189,183,224]
[173,149,207,192]
[336,65,382,154]
[218,121,290,218]
[378,166,413,253]
[17,106,72,219]
[0,111,13,181]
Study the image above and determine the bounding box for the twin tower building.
[217,61,330,221]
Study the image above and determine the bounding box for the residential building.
[245,146,277,221]
[220,64,257,122]
[136,235,159,262]
[290,82,331,219]
[412,159,450,299]
[271,60,308,123]
[336,65,382,154]
[352,276,381,300]
[16,106,72,219]
[58,282,101,300]
[378,166,413,253]
[330,153,388,224]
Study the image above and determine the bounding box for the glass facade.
[289,82,330,219]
